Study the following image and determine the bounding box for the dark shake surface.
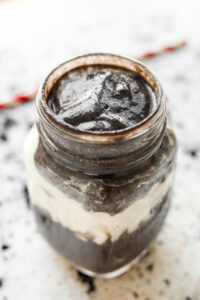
[47,66,156,132]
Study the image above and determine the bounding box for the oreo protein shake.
[24,54,177,278]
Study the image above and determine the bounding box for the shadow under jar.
[24,53,177,278]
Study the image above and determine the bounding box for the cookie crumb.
[27,122,34,130]
[133,291,139,298]
[163,278,170,286]
[0,278,3,288]
[41,215,47,223]
[77,270,96,293]
[23,185,30,207]
[4,118,16,129]
[0,133,7,142]
[1,244,10,251]
[146,263,154,271]
[189,150,197,157]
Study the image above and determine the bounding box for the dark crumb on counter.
[1,244,10,251]
[146,263,154,272]
[27,122,34,130]
[133,291,139,298]
[41,215,47,223]
[188,150,197,157]
[3,118,16,129]
[77,271,96,293]
[163,278,170,286]
[186,297,192,300]
[22,185,30,208]
[0,278,3,288]
[0,133,7,142]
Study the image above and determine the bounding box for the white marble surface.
[0,0,200,299]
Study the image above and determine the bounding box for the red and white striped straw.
[0,90,37,110]
[138,40,186,60]
[0,41,187,111]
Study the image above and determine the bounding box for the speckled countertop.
[0,0,200,299]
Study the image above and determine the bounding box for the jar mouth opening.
[37,53,164,142]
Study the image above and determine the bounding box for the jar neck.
[36,53,166,175]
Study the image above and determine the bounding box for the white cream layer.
[24,126,174,245]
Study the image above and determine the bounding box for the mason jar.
[24,53,177,278]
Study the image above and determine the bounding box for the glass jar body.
[25,125,176,278]
[24,53,177,278]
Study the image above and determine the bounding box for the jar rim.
[37,53,165,143]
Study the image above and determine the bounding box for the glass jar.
[24,54,177,278]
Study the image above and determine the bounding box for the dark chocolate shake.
[25,54,177,278]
